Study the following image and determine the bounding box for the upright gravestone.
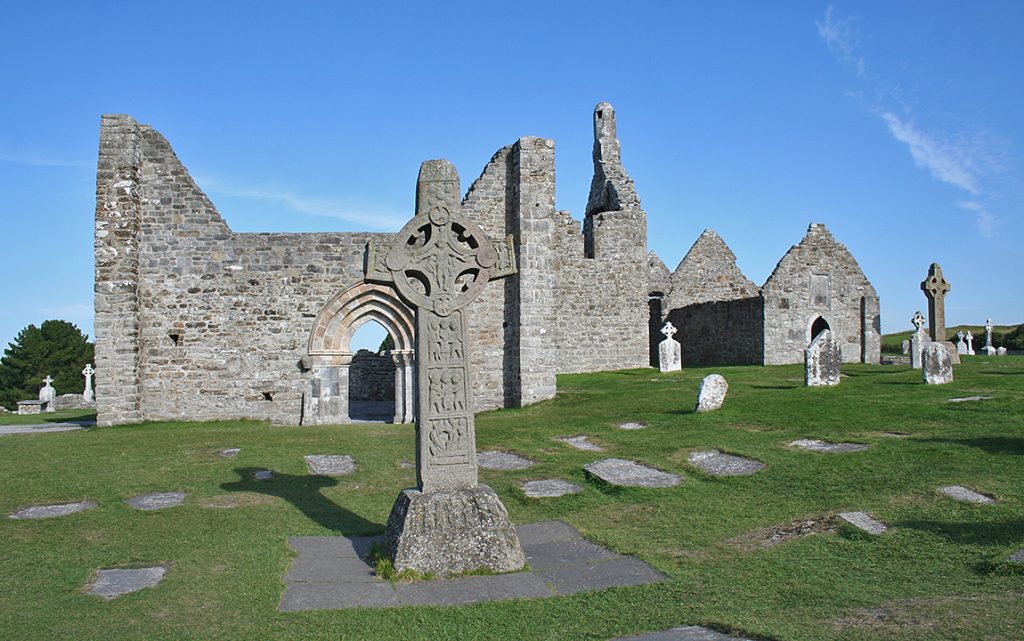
[922,342,953,385]
[921,263,951,342]
[366,159,525,576]
[901,339,910,355]
[82,364,95,403]
[983,318,997,355]
[955,331,967,355]
[38,376,56,413]
[965,331,975,355]
[658,321,681,372]
[805,329,841,386]
[909,311,930,370]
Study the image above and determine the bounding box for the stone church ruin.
[93,102,880,427]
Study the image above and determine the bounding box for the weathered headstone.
[955,331,967,355]
[366,159,524,576]
[909,311,930,370]
[695,374,728,412]
[983,318,996,355]
[804,329,841,386]
[38,375,56,412]
[16,400,44,415]
[997,346,1008,356]
[900,339,910,355]
[965,331,975,355]
[82,364,95,403]
[921,263,951,342]
[658,321,681,372]
[922,342,953,385]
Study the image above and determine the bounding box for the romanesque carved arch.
[304,282,416,425]
[309,282,415,355]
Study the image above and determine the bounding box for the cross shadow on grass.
[919,436,1024,456]
[221,468,384,535]
[895,518,1024,548]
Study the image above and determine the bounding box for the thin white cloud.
[0,150,91,168]
[955,200,995,238]
[879,112,980,194]
[205,181,406,231]
[816,5,865,76]
[32,303,93,321]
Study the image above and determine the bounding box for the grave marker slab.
[82,363,95,403]
[8,500,97,520]
[38,375,56,413]
[218,448,240,458]
[1008,549,1024,565]
[790,439,869,453]
[305,454,356,476]
[983,318,996,355]
[254,470,273,481]
[695,374,728,412]
[923,342,953,385]
[556,435,603,451]
[658,321,681,372]
[584,458,682,488]
[125,492,187,511]
[838,511,887,535]
[910,311,930,369]
[947,396,992,403]
[478,451,534,470]
[940,485,994,504]
[805,329,841,386]
[522,479,583,498]
[366,159,524,576]
[88,566,166,599]
[617,422,647,430]
[688,450,764,476]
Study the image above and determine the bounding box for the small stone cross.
[920,263,951,341]
[43,375,53,386]
[367,159,516,493]
[661,321,677,340]
[82,364,95,403]
[912,311,926,331]
[985,318,993,347]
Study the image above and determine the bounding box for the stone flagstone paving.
[125,492,187,511]
[687,451,763,477]
[522,479,583,498]
[838,511,888,535]
[279,520,664,610]
[557,435,604,451]
[789,439,869,453]
[940,485,995,504]
[477,450,534,470]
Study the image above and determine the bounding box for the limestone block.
[922,343,953,385]
[695,374,728,412]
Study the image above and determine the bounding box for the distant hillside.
[882,323,1023,353]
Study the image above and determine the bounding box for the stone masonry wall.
[761,223,880,365]
[348,351,396,401]
[665,297,764,366]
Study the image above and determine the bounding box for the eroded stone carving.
[367,160,525,576]
[805,329,841,387]
[658,321,681,372]
[922,342,953,385]
[921,263,950,342]
[38,376,56,413]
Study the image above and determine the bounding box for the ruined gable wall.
[761,223,879,365]
[666,229,760,309]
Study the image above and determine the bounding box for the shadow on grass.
[222,468,384,535]
[920,436,1024,456]
[895,518,1024,547]
[874,381,919,385]
[979,370,1024,376]
[750,385,797,390]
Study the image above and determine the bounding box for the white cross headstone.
[955,331,967,355]
[82,364,95,403]
[983,318,997,355]
[658,321,681,372]
[39,375,56,412]
[965,331,975,355]
[910,311,930,370]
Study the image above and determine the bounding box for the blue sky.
[1,1,1021,354]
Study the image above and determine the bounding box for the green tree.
[0,320,94,410]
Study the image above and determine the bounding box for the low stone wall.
[52,394,96,410]
[348,351,396,401]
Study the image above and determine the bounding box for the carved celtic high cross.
[368,160,515,492]
[920,263,951,341]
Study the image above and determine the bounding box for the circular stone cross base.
[384,485,525,577]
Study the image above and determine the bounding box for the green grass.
[1,358,1022,641]
[882,324,1016,349]
[0,407,96,425]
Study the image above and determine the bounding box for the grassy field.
[0,407,96,426]
[1,357,1021,641]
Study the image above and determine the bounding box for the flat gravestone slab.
[838,511,888,535]
[618,422,647,430]
[940,485,995,504]
[88,566,166,599]
[790,439,869,453]
[8,500,97,520]
[125,492,187,511]
[584,458,682,488]
[947,396,993,403]
[477,451,533,470]
[1008,549,1024,564]
[523,479,583,498]
[218,448,240,458]
[254,470,273,481]
[557,435,604,451]
[610,625,754,641]
[279,520,664,611]
[305,454,356,476]
[688,450,764,477]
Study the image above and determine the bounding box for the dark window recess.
[262,391,274,401]
[168,332,183,346]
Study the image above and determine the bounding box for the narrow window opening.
[262,391,275,401]
[168,332,183,346]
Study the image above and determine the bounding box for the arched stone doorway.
[809,315,831,342]
[305,282,416,425]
